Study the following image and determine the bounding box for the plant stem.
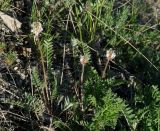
[80,64,85,111]
[102,59,109,79]
[81,64,85,83]
[35,38,52,114]
[60,44,66,85]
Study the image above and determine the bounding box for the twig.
[40,126,55,131]
[6,66,17,88]
[0,110,29,121]
[0,82,19,99]
[60,9,71,85]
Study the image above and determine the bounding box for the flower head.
[31,22,43,38]
[80,55,89,65]
[106,48,116,60]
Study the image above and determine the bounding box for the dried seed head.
[80,55,89,65]
[31,22,43,38]
[106,48,116,60]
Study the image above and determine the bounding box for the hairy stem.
[81,64,85,83]
[80,64,85,111]
[102,59,109,79]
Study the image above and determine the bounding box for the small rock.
[14,67,18,70]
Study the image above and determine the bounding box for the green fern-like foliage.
[0,42,6,55]
[90,90,125,130]
[41,35,58,99]
[4,51,17,66]
[81,41,91,61]
[42,37,53,70]
[146,86,160,130]
[32,66,43,88]
[24,93,45,115]
[82,68,137,130]
[71,37,91,60]
[121,105,137,130]
[115,7,129,35]
[136,85,160,130]
[87,92,137,131]
[5,93,45,115]
[0,0,11,11]
[84,68,119,102]
[152,86,160,105]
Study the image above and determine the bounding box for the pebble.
[14,67,18,70]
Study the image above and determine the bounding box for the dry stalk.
[60,44,66,85]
